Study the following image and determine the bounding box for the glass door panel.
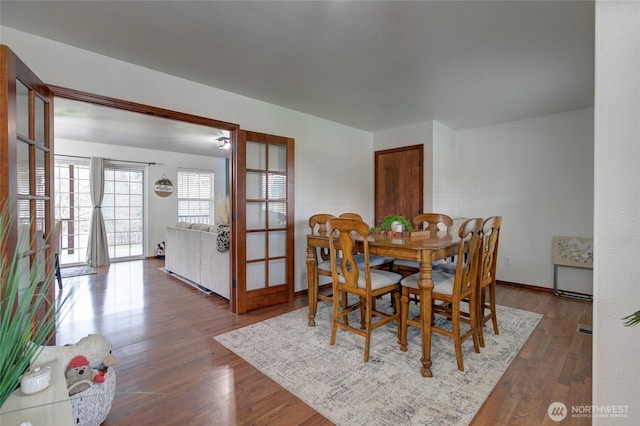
[247,141,266,169]
[35,96,46,145]
[268,144,287,171]
[246,261,266,291]
[268,259,286,286]
[246,202,267,230]
[16,79,29,137]
[17,140,30,195]
[35,148,46,196]
[246,171,266,199]
[246,232,266,260]
[268,231,287,257]
[268,173,286,199]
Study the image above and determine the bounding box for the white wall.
[455,109,594,291]
[373,110,594,292]
[594,1,640,422]
[56,139,227,258]
[1,27,374,293]
[432,121,456,214]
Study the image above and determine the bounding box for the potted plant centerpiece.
[371,215,414,235]
[0,206,75,408]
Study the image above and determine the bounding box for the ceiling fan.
[216,136,230,149]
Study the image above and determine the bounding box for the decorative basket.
[69,367,116,426]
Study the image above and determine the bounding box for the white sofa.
[165,223,230,299]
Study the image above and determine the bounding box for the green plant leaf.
[371,215,414,232]
[623,310,640,327]
[0,203,77,407]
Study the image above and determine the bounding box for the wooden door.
[374,144,423,226]
[0,45,55,334]
[233,130,295,313]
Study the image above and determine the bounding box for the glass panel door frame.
[103,162,146,261]
[233,130,295,314]
[1,45,55,338]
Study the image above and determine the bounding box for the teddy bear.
[65,355,101,396]
[31,334,114,371]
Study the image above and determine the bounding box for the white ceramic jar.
[20,365,52,395]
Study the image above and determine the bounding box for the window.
[177,169,215,224]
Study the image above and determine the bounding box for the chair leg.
[363,296,373,362]
[330,291,340,346]
[478,286,486,347]
[451,304,465,371]
[489,283,499,335]
[469,294,480,354]
[55,254,63,290]
[394,290,401,340]
[399,287,409,352]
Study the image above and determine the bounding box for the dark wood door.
[374,144,423,226]
[233,130,295,313]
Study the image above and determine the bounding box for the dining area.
[305,212,503,378]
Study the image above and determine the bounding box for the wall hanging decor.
[154,174,174,197]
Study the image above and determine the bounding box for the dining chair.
[327,218,402,362]
[476,216,503,347]
[399,217,483,371]
[339,213,395,271]
[308,213,337,311]
[394,213,454,276]
[433,217,469,274]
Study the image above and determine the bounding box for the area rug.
[60,265,97,278]
[214,299,542,426]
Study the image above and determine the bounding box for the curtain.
[86,157,110,266]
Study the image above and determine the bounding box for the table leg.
[306,245,319,326]
[418,251,434,377]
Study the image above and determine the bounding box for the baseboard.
[296,282,332,297]
[496,280,554,293]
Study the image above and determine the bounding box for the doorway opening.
[50,87,238,276]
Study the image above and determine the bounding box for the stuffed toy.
[95,352,121,380]
[65,355,98,396]
[31,334,114,371]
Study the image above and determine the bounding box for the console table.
[0,361,74,425]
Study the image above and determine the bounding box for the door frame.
[48,86,241,309]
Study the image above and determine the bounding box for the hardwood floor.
[55,259,592,425]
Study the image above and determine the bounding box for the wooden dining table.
[306,230,460,377]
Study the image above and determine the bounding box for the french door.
[0,45,55,333]
[233,130,295,313]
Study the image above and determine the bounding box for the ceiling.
[54,98,232,158]
[1,0,594,150]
